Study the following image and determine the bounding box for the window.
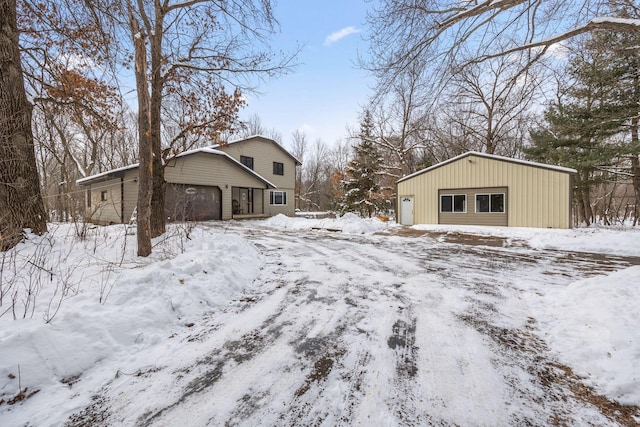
[87,189,91,207]
[240,156,254,170]
[475,193,505,213]
[269,190,287,205]
[101,190,108,201]
[440,194,465,213]
[273,161,284,176]
[441,195,464,213]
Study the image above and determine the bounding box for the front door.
[239,188,253,214]
[400,196,414,225]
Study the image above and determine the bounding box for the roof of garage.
[76,148,276,188]
[397,151,577,184]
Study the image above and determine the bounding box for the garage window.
[441,194,466,213]
[476,193,505,213]
[270,190,287,205]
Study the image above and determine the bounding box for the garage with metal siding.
[396,152,577,229]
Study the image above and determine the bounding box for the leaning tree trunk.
[0,0,47,251]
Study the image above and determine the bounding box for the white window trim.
[440,194,466,213]
[269,190,287,206]
[475,193,505,214]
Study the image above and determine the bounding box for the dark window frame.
[475,193,505,213]
[240,155,254,170]
[100,190,108,201]
[273,161,284,176]
[440,194,466,213]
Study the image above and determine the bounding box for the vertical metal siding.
[397,154,572,228]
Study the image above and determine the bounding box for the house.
[76,135,300,225]
[396,151,577,229]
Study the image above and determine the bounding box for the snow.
[543,266,640,406]
[262,213,393,234]
[1,217,639,425]
[412,223,640,256]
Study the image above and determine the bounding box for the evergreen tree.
[339,110,386,218]
[526,32,632,225]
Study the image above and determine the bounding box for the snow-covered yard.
[1,215,639,426]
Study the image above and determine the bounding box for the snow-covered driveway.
[65,222,640,426]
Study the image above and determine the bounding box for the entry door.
[400,196,414,225]
[239,188,253,214]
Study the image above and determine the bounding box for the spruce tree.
[527,32,632,225]
[339,110,385,218]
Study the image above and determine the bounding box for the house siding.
[86,177,122,225]
[79,136,299,225]
[217,136,297,216]
[397,154,573,229]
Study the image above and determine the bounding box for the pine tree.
[526,32,632,225]
[339,110,386,218]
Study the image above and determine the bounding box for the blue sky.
[242,1,375,147]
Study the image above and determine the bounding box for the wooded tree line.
[2,0,293,254]
[316,0,640,225]
[3,0,640,253]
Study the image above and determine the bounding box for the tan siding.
[217,137,297,216]
[87,178,122,225]
[86,140,299,224]
[265,189,294,216]
[165,153,267,220]
[218,137,296,188]
[397,154,573,228]
[122,170,138,224]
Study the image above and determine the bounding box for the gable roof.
[397,151,577,184]
[76,147,276,188]
[214,134,302,165]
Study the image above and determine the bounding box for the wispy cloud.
[324,26,361,46]
[297,123,316,134]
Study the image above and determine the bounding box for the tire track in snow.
[65,223,640,426]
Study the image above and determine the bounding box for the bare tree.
[290,129,307,210]
[368,60,432,177]
[365,0,640,91]
[236,113,284,142]
[0,0,47,250]
[442,55,541,156]
[77,0,296,256]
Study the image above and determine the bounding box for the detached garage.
[396,151,577,229]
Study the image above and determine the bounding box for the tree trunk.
[573,174,590,226]
[630,117,640,226]
[149,6,165,238]
[0,0,47,251]
[129,9,152,257]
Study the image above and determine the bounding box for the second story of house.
[213,135,301,190]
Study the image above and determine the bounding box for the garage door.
[165,184,222,221]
